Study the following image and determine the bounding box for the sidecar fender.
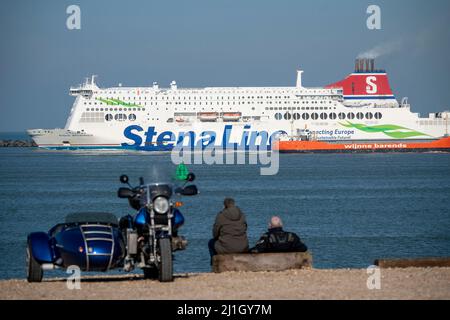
[28,232,54,264]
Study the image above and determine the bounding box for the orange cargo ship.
[274,136,450,153]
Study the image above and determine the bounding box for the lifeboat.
[198,112,218,122]
[222,112,241,122]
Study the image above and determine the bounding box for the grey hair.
[269,216,283,228]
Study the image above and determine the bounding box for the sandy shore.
[1,268,449,300]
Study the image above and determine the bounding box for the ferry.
[28,59,450,152]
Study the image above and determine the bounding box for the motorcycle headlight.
[153,196,169,214]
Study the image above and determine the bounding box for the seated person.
[250,216,307,253]
[209,198,249,263]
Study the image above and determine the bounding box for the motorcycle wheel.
[158,238,173,282]
[26,241,43,283]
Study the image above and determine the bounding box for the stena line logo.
[121,125,287,151]
[366,76,377,94]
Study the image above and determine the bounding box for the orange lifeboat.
[222,112,241,122]
[198,112,219,122]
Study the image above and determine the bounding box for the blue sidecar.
[26,212,126,282]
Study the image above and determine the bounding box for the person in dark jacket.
[250,216,307,253]
[208,198,249,262]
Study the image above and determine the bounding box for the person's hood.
[222,206,242,221]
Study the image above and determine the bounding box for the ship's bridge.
[69,75,99,97]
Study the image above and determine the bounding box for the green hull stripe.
[340,121,429,139]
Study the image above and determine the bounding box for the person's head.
[269,216,283,229]
[223,198,235,208]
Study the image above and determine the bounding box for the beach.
[1,268,449,300]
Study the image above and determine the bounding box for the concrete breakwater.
[0,140,37,147]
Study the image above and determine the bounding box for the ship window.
[275,113,282,120]
[311,113,319,120]
[366,112,373,120]
[105,114,113,121]
[284,113,291,120]
[356,112,364,120]
[293,113,301,120]
[115,113,127,121]
[329,113,337,120]
[302,113,309,120]
[320,113,327,120]
[375,112,382,119]
[129,114,136,121]
[338,112,346,120]
[347,112,355,120]
[86,108,90,111]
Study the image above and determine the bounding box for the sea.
[0,132,449,279]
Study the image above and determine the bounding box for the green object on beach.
[175,163,189,181]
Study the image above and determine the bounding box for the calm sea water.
[0,146,449,279]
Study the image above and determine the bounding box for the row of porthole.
[105,114,137,121]
[274,112,383,121]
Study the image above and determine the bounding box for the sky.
[0,0,449,131]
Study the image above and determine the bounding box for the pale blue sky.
[1,0,449,131]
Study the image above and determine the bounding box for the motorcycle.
[117,172,198,281]
[26,169,198,283]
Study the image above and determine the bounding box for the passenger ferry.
[28,59,450,152]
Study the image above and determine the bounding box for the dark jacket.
[250,227,307,253]
[213,205,249,254]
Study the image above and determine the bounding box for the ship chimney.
[370,59,375,72]
[359,59,365,72]
[296,70,304,88]
[355,59,359,72]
